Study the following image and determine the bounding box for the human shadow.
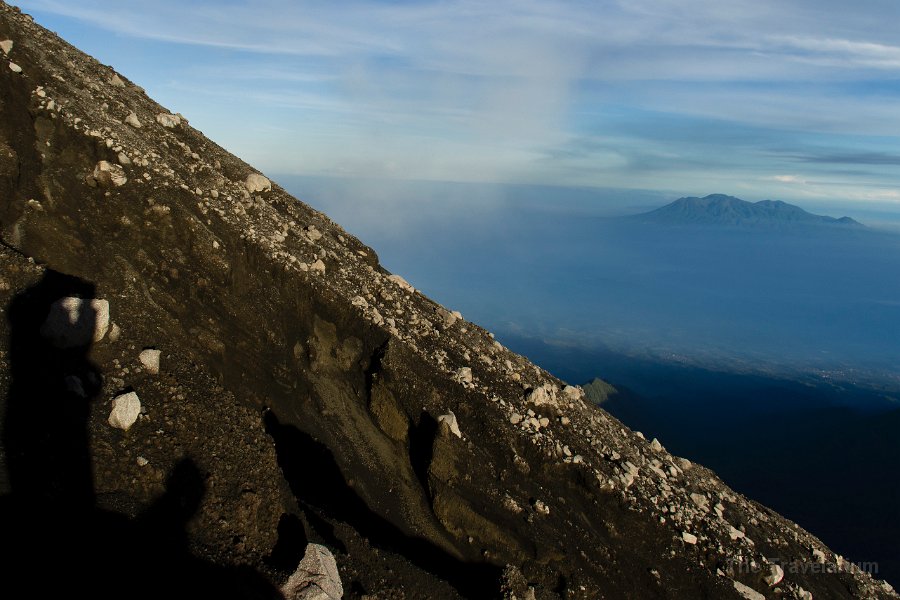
[263,410,503,598]
[0,270,281,599]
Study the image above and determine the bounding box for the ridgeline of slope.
[0,4,896,599]
[633,194,863,228]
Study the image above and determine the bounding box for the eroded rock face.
[281,544,343,600]
[0,3,896,599]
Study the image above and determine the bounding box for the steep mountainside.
[634,194,861,228]
[0,4,895,599]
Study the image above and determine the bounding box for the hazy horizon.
[283,175,900,392]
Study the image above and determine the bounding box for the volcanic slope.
[0,3,896,599]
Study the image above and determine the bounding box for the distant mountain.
[633,194,863,228]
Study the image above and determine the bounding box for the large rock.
[281,544,343,600]
[40,297,110,348]
[88,160,127,187]
[155,112,181,128]
[244,173,272,193]
[139,348,161,374]
[108,392,141,431]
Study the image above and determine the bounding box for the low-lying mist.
[284,175,900,392]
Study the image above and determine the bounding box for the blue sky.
[14,0,900,207]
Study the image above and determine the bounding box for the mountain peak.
[634,194,863,228]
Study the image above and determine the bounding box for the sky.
[12,0,900,207]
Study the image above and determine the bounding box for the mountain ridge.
[632,193,863,228]
[0,3,896,599]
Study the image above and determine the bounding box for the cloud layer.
[16,0,900,203]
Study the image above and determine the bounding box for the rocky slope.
[0,3,896,598]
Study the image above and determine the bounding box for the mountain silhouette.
[632,193,863,228]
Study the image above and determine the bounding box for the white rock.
[40,297,110,348]
[351,296,368,308]
[437,411,462,438]
[763,564,784,586]
[562,385,582,400]
[108,392,141,431]
[108,322,121,343]
[728,526,745,540]
[282,543,343,600]
[732,580,765,600]
[650,438,663,451]
[110,73,126,87]
[510,413,523,425]
[526,383,557,407]
[244,173,272,193]
[387,274,414,292]
[532,499,550,515]
[8,62,22,74]
[156,112,181,128]
[455,367,473,384]
[305,226,322,241]
[91,160,127,187]
[125,111,142,128]
[136,456,149,467]
[139,349,161,375]
[310,259,326,273]
[690,492,709,512]
[681,531,698,545]
[796,587,813,600]
[0,39,12,55]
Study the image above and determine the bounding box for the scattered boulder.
[650,438,663,452]
[139,348,161,375]
[526,383,557,407]
[244,173,271,193]
[125,111,142,128]
[764,563,784,586]
[156,112,181,128]
[88,160,127,187]
[690,492,709,512]
[108,392,141,431]
[732,580,765,600]
[681,531,698,545]
[310,259,326,273]
[437,411,462,438]
[109,73,125,87]
[454,367,473,385]
[387,274,414,292]
[0,39,12,55]
[40,297,110,348]
[562,385,582,400]
[108,322,121,342]
[281,543,343,600]
[8,61,21,73]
